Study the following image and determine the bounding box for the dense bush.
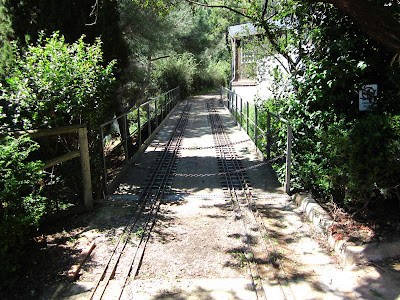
[0,32,117,283]
[0,135,44,284]
[153,53,230,97]
[153,53,197,98]
[193,60,230,92]
[265,93,400,210]
[257,2,400,215]
[0,32,116,198]
[3,32,116,130]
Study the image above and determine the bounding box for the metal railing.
[220,87,293,193]
[100,87,181,194]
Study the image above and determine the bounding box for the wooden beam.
[66,242,96,281]
[42,151,80,170]
[78,127,93,210]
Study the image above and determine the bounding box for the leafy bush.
[193,60,230,92]
[253,1,400,217]
[153,53,230,97]
[262,76,400,213]
[0,135,44,283]
[153,53,197,98]
[0,32,116,198]
[3,32,116,130]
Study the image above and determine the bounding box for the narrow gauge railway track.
[206,100,296,300]
[89,102,192,300]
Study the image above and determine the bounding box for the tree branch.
[86,0,99,26]
[184,0,254,20]
[151,55,170,62]
[261,0,269,20]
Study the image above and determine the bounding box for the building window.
[241,40,256,64]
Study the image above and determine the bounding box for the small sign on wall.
[359,84,378,111]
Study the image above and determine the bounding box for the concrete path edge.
[292,193,400,267]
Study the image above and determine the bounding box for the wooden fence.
[12,124,93,209]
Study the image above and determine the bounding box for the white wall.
[231,54,291,105]
[232,86,257,104]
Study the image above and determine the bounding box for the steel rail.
[206,99,296,300]
[207,100,266,299]
[89,102,191,300]
[117,103,191,299]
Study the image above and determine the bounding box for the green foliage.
[1,0,128,68]
[193,60,230,91]
[3,32,116,130]
[153,53,197,98]
[0,31,116,207]
[0,3,14,78]
[0,135,44,283]
[257,2,400,214]
[0,32,117,285]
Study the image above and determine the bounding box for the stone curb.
[292,193,400,267]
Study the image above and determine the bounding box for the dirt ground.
[5,94,400,299]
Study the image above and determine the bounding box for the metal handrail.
[100,87,180,128]
[100,87,181,194]
[220,86,293,194]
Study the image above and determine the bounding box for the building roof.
[228,23,262,39]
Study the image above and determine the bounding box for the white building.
[228,23,290,104]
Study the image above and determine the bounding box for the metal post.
[78,127,93,210]
[246,102,249,134]
[235,94,238,125]
[147,103,151,138]
[164,94,167,115]
[124,116,129,162]
[155,99,158,127]
[160,96,163,119]
[167,94,170,113]
[267,112,271,160]
[254,104,258,147]
[100,126,107,196]
[137,108,141,146]
[230,93,233,113]
[240,97,243,128]
[285,125,293,194]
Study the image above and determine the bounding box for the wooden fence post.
[100,127,108,196]
[78,127,93,210]
[285,125,293,194]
